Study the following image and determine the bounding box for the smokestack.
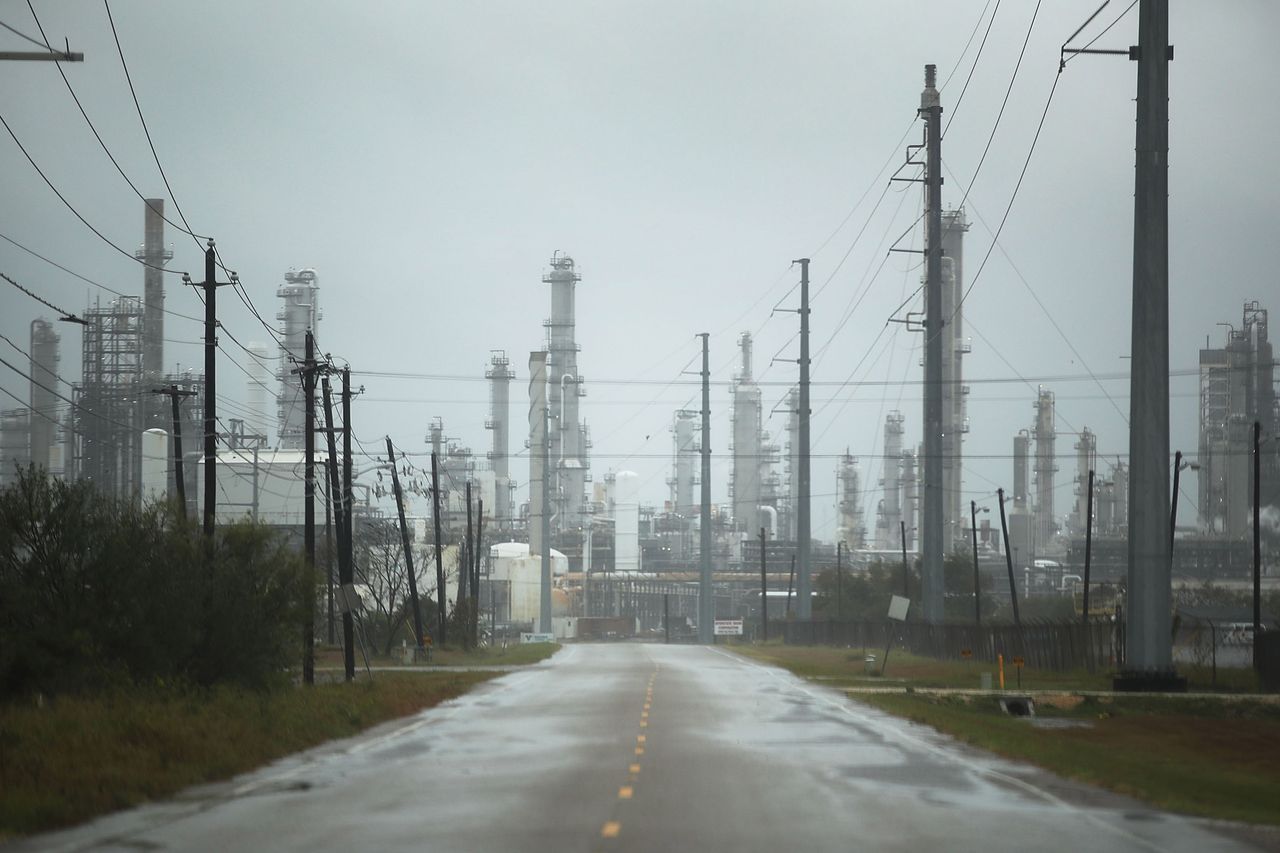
[137,199,172,381]
[29,318,60,473]
[486,350,515,526]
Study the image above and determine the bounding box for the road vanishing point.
[15,644,1263,852]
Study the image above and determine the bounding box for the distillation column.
[277,269,319,450]
[486,351,516,527]
[731,332,762,533]
[542,252,586,537]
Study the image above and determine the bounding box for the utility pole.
[900,520,909,597]
[1254,421,1262,673]
[324,476,335,644]
[970,500,981,627]
[698,332,713,643]
[836,541,843,622]
[540,396,552,634]
[920,64,946,625]
[301,331,317,685]
[794,258,812,620]
[1083,469,1095,627]
[998,488,1022,629]
[387,436,424,651]
[341,368,355,679]
[759,526,768,642]
[1121,0,1175,688]
[431,451,447,645]
[183,241,234,540]
[474,497,484,647]
[320,375,345,653]
[151,384,195,517]
[462,481,473,649]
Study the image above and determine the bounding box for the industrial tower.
[836,451,865,550]
[1070,427,1097,535]
[669,409,698,517]
[939,209,970,550]
[730,332,763,534]
[28,319,60,476]
[542,252,588,537]
[276,269,320,450]
[1198,301,1278,536]
[874,410,904,549]
[1032,387,1057,555]
[485,350,516,527]
[137,199,172,383]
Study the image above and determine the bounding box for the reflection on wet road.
[15,644,1257,852]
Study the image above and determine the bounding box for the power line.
[25,0,207,247]
[1,270,87,324]
[0,231,204,324]
[951,0,1044,217]
[942,0,1003,137]
[0,111,188,275]
[0,17,52,50]
[102,0,203,247]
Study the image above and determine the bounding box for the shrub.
[0,468,307,698]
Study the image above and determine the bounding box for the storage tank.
[615,470,640,572]
[141,428,169,504]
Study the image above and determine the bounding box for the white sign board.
[713,619,744,636]
[887,595,910,622]
[520,632,555,644]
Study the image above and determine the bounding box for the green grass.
[735,643,1279,825]
[858,692,1280,826]
[735,643,1115,691]
[315,641,560,669]
[0,672,496,839]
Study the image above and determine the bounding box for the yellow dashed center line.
[636,734,646,744]
[635,746,645,755]
[629,763,641,774]
[601,821,621,838]
[618,785,633,799]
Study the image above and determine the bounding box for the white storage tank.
[615,470,640,572]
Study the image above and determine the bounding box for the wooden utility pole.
[183,242,234,540]
[387,437,424,651]
[320,375,345,652]
[301,331,317,685]
[836,541,844,622]
[759,526,768,642]
[998,488,1022,629]
[460,480,473,648]
[1083,469,1095,627]
[341,368,355,679]
[1254,421,1262,673]
[431,451,447,645]
[151,384,195,517]
[970,501,981,627]
[474,497,484,647]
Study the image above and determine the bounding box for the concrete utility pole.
[698,333,713,643]
[302,331,316,685]
[920,64,946,625]
[794,258,813,619]
[183,241,233,540]
[1122,0,1177,688]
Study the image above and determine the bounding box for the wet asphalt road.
[14,643,1263,852]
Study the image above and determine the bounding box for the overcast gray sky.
[2,1,1276,536]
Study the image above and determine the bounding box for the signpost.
[713,619,744,637]
[521,632,555,644]
[1012,655,1026,689]
[882,595,910,675]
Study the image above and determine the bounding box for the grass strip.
[314,641,560,669]
[0,671,495,838]
[857,692,1280,826]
